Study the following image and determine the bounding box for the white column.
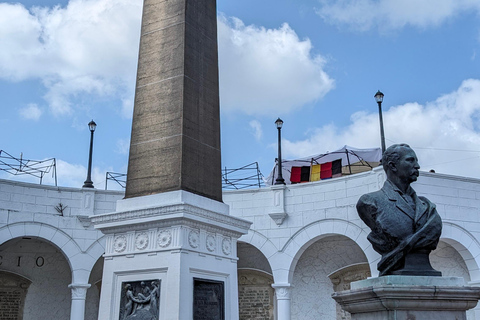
[272,283,292,320]
[68,283,91,320]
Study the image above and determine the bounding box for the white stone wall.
[2,166,480,319]
[224,168,480,318]
[0,178,123,320]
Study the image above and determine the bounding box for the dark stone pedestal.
[332,276,480,320]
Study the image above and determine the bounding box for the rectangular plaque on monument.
[193,278,225,320]
[119,280,160,320]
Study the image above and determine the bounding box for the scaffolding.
[222,162,264,190]
[105,172,127,190]
[0,150,57,185]
[105,163,265,191]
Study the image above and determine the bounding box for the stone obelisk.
[125,0,222,202]
[91,1,251,319]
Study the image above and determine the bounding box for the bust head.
[382,144,420,189]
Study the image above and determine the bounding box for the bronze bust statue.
[357,144,442,276]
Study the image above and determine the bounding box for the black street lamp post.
[83,120,97,188]
[374,90,386,154]
[275,118,285,185]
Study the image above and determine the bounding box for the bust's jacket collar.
[381,180,428,222]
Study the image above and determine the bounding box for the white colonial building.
[1,166,480,319]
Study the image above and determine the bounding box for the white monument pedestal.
[332,276,480,320]
[91,191,251,320]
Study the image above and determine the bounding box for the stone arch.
[0,222,89,282]
[290,233,370,319]
[238,229,278,267]
[440,222,480,281]
[281,219,377,283]
[0,235,73,319]
[79,235,107,281]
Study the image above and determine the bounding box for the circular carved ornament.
[157,230,172,248]
[206,234,216,252]
[222,237,231,255]
[113,235,127,253]
[135,232,149,250]
[188,230,200,248]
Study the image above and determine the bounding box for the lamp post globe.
[374,91,386,154]
[83,120,97,188]
[275,118,286,185]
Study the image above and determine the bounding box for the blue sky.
[1,0,480,189]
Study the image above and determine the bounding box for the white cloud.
[315,0,480,31]
[282,79,480,178]
[54,159,113,189]
[249,120,263,141]
[19,103,43,120]
[218,16,334,115]
[0,0,142,116]
[0,4,332,118]
[115,138,130,155]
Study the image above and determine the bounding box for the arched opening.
[291,235,369,320]
[0,237,72,320]
[85,256,104,320]
[431,241,474,320]
[237,242,274,320]
[431,241,470,279]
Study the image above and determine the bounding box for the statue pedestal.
[332,276,480,320]
[91,191,251,320]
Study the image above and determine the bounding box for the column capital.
[68,283,91,300]
[272,283,292,300]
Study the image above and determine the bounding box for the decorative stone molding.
[222,237,232,255]
[76,215,92,228]
[80,190,95,216]
[188,230,200,248]
[269,186,287,226]
[269,212,288,226]
[135,232,149,250]
[157,230,172,248]
[68,283,91,300]
[272,283,292,300]
[105,227,239,258]
[91,201,251,235]
[113,235,127,253]
[206,234,216,252]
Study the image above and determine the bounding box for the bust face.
[394,148,420,184]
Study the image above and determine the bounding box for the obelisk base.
[332,276,480,320]
[91,191,251,320]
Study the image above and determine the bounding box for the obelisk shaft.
[125,0,222,202]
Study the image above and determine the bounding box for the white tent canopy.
[265,145,382,186]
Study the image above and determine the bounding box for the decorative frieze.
[157,230,172,248]
[113,235,127,253]
[206,234,216,252]
[221,237,232,256]
[135,232,149,251]
[105,227,236,258]
[188,230,200,249]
